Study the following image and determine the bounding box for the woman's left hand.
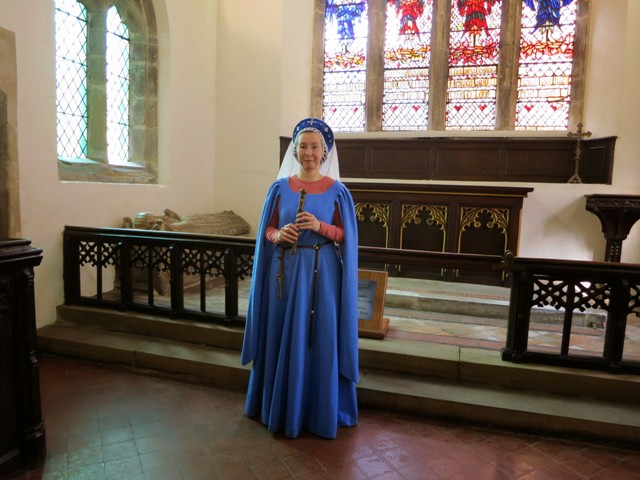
[295,211,320,232]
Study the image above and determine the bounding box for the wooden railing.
[62,226,505,325]
[63,226,257,323]
[501,252,640,374]
[62,226,640,374]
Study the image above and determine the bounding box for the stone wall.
[0,27,20,238]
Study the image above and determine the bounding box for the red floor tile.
[7,355,640,480]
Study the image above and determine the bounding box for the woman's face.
[296,131,323,173]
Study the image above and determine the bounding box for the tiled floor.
[8,355,640,480]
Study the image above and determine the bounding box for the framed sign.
[357,269,389,339]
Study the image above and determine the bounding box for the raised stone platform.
[385,277,606,327]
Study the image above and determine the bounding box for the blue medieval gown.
[241,177,359,439]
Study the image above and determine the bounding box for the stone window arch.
[55,0,158,183]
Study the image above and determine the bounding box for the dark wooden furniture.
[345,183,533,286]
[501,252,640,375]
[0,239,45,476]
[280,135,616,184]
[585,194,640,262]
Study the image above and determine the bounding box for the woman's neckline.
[287,175,335,194]
[295,174,325,183]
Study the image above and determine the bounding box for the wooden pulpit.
[585,194,640,262]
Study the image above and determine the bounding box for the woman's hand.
[295,211,320,232]
[277,223,299,244]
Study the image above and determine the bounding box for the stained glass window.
[516,0,578,130]
[446,0,502,130]
[315,1,587,134]
[383,0,433,131]
[323,0,369,132]
[106,7,130,165]
[55,0,88,159]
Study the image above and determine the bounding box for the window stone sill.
[58,158,156,184]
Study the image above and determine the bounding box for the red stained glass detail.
[386,46,431,65]
[387,0,427,35]
[382,0,433,131]
[520,35,574,59]
[457,0,498,36]
[449,40,499,64]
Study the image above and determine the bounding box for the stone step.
[357,369,640,447]
[384,278,606,327]
[51,305,638,403]
[37,322,640,447]
[38,323,250,388]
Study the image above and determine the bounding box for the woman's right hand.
[277,223,299,244]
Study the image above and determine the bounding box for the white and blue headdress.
[277,117,340,180]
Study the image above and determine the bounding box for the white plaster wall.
[213,0,318,231]
[0,0,219,327]
[213,0,289,232]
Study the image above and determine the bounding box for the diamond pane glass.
[323,0,368,132]
[516,0,577,131]
[106,7,130,165]
[55,0,88,159]
[446,0,502,130]
[382,0,433,131]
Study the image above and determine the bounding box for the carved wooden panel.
[0,240,45,477]
[355,202,389,248]
[457,207,510,284]
[346,183,533,286]
[400,204,447,279]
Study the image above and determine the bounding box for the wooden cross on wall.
[567,123,592,183]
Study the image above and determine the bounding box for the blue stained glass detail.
[524,0,574,30]
[323,0,369,132]
[326,0,367,41]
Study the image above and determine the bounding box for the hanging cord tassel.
[276,246,285,299]
[308,243,322,349]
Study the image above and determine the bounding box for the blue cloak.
[241,177,359,439]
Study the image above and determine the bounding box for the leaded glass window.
[314,0,587,133]
[55,0,88,159]
[322,0,369,132]
[106,7,130,165]
[54,0,156,183]
[383,0,433,131]
[446,0,502,130]
[516,0,578,130]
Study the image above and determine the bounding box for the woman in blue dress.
[241,118,359,439]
